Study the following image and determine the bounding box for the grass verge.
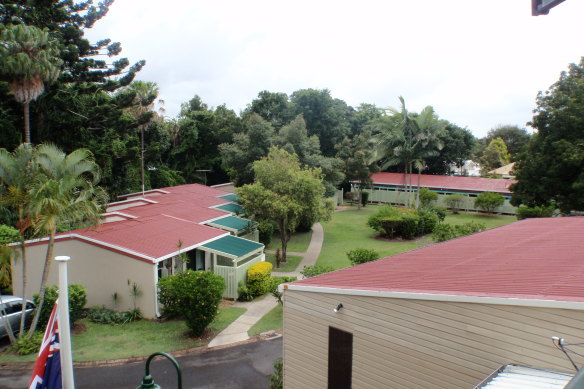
[266,230,312,252]
[0,307,245,363]
[248,304,283,336]
[317,205,516,270]
[265,253,303,272]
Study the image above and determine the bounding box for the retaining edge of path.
[0,330,283,370]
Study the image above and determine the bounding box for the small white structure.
[450,160,482,176]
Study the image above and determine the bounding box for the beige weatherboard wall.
[283,290,584,389]
[12,239,158,318]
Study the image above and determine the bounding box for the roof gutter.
[282,284,584,310]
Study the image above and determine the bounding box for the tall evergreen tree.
[0,23,62,144]
[511,58,584,212]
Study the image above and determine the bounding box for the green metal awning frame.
[219,193,238,202]
[201,235,263,259]
[207,216,256,233]
[215,203,244,214]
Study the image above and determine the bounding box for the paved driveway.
[0,337,282,389]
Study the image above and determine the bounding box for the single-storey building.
[281,217,584,388]
[12,183,264,318]
[354,172,517,214]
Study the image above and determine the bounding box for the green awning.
[216,203,243,214]
[207,216,255,233]
[219,193,238,202]
[201,235,263,258]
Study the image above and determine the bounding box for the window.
[328,326,353,389]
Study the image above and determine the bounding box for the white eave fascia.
[198,214,233,225]
[107,197,159,207]
[102,211,138,219]
[282,285,584,310]
[20,233,158,262]
[117,189,170,199]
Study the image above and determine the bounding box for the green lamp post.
[136,352,183,389]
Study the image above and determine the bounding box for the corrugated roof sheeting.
[476,365,574,388]
[291,217,584,302]
[201,235,263,258]
[369,172,516,193]
[215,203,244,214]
[208,216,255,232]
[219,193,238,202]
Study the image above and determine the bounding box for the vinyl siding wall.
[283,290,584,389]
[12,240,158,318]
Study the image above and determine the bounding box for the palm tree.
[120,81,160,194]
[0,24,62,144]
[0,144,38,338]
[27,144,107,336]
[372,97,444,207]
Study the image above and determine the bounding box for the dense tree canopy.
[511,58,584,212]
[236,148,332,261]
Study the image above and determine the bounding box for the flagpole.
[55,256,75,389]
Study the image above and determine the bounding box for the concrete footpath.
[209,222,324,347]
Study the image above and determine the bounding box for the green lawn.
[266,230,312,253]
[0,307,245,363]
[248,304,283,336]
[317,205,516,270]
[265,253,303,272]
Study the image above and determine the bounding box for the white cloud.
[84,0,584,137]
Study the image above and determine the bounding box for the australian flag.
[29,300,62,389]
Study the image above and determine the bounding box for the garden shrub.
[418,188,438,208]
[33,284,87,330]
[368,205,438,239]
[399,213,420,239]
[445,194,465,214]
[237,281,254,302]
[85,306,140,325]
[432,222,487,242]
[157,270,225,336]
[516,205,554,220]
[454,221,485,236]
[417,209,439,235]
[257,220,274,246]
[361,191,370,206]
[0,224,19,244]
[270,358,283,389]
[247,261,273,297]
[300,265,334,278]
[269,276,297,304]
[431,224,457,242]
[474,192,505,214]
[10,331,43,355]
[346,248,379,266]
[432,206,447,222]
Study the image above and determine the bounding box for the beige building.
[282,217,584,388]
[12,184,264,318]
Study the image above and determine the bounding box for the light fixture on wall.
[333,303,343,313]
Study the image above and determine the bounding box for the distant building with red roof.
[13,183,264,318]
[281,217,584,388]
[354,172,517,214]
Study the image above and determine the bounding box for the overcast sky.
[85,0,583,138]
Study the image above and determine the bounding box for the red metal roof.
[292,217,584,303]
[31,183,237,262]
[73,215,227,260]
[369,172,516,194]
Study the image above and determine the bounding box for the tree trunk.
[416,168,421,208]
[18,242,27,336]
[279,218,288,263]
[23,102,31,144]
[28,229,56,338]
[141,124,145,195]
[357,188,362,210]
[0,294,17,343]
